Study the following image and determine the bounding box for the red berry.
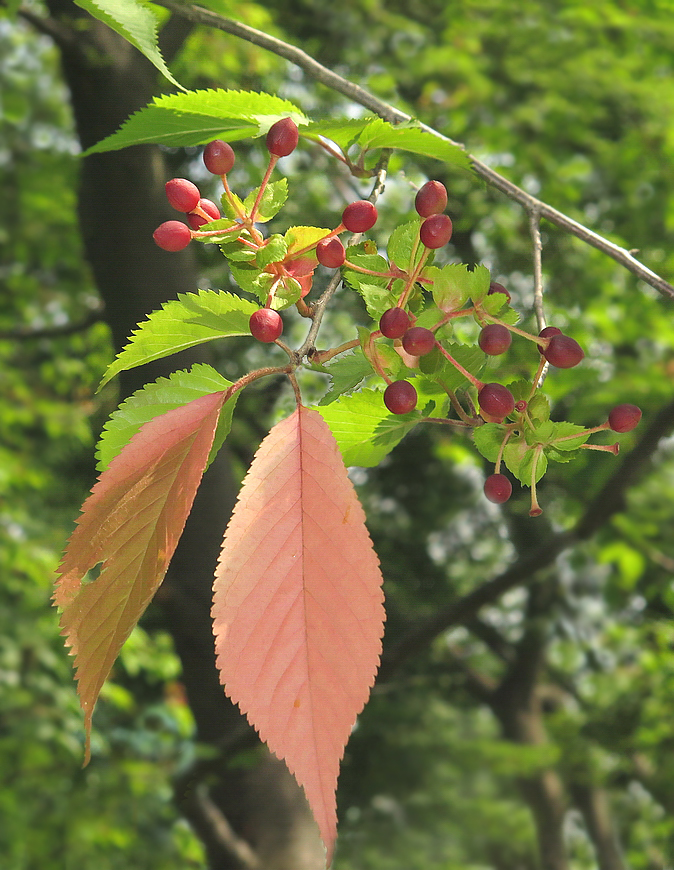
[384,380,417,415]
[266,117,299,157]
[316,236,345,268]
[402,326,436,357]
[165,177,201,213]
[187,198,221,230]
[478,383,515,420]
[153,220,192,252]
[379,307,411,339]
[415,180,448,217]
[484,473,512,504]
[543,334,584,368]
[478,324,512,356]
[203,140,235,175]
[488,281,511,302]
[342,200,378,233]
[608,403,642,433]
[419,213,453,249]
[249,308,283,343]
[538,325,562,353]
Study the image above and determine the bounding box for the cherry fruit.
[187,198,221,230]
[379,307,411,339]
[419,213,453,249]
[608,403,642,433]
[538,325,562,353]
[488,281,511,302]
[484,473,512,504]
[543,334,584,368]
[402,326,436,357]
[479,324,512,356]
[316,236,346,268]
[478,383,515,420]
[165,178,201,213]
[266,117,299,157]
[203,140,235,175]
[415,180,448,218]
[153,221,192,252]
[342,200,378,233]
[384,380,418,415]
[249,308,283,343]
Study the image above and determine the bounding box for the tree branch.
[155,0,674,302]
[379,397,674,681]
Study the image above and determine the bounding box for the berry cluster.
[151,128,642,517]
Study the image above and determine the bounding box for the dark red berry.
[402,326,436,357]
[478,324,512,356]
[165,178,201,213]
[203,140,236,175]
[187,198,221,230]
[608,403,642,433]
[419,213,453,249]
[543,334,584,368]
[249,308,283,343]
[415,180,448,218]
[316,236,346,268]
[153,220,192,252]
[537,325,562,354]
[484,473,512,504]
[379,307,411,339]
[478,383,515,420]
[266,117,299,157]
[384,380,417,415]
[488,281,511,302]
[342,200,378,233]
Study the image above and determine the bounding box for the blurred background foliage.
[2,0,674,867]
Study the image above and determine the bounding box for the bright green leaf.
[74,0,184,91]
[99,290,257,388]
[83,89,308,154]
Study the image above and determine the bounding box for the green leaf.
[96,364,237,472]
[504,437,547,485]
[244,178,289,222]
[387,220,422,272]
[285,226,330,257]
[74,0,184,91]
[229,262,275,302]
[434,343,486,391]
[353,118,471,170]
[303,118,376,153]
[314,349,374,405]
[473,423,507,463]
[306,116,469,173]
[195,217,240,245]
[256,235,288,268]
[270,276,301,309]
[99,290,258,388]
[315,389,419,466]
[83,89,308,154]
[546,421,591,451]
[528,393,550,423]
[426,264,475,312]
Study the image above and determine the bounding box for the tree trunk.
[41,3,324,867]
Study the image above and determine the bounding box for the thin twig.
[529,208,546,331]
[155,0,674,302]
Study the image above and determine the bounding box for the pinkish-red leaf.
[55,391,226,760]
[212,406,385,864]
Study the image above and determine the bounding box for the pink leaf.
[55,391,226,760]
[212,406,385,864]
